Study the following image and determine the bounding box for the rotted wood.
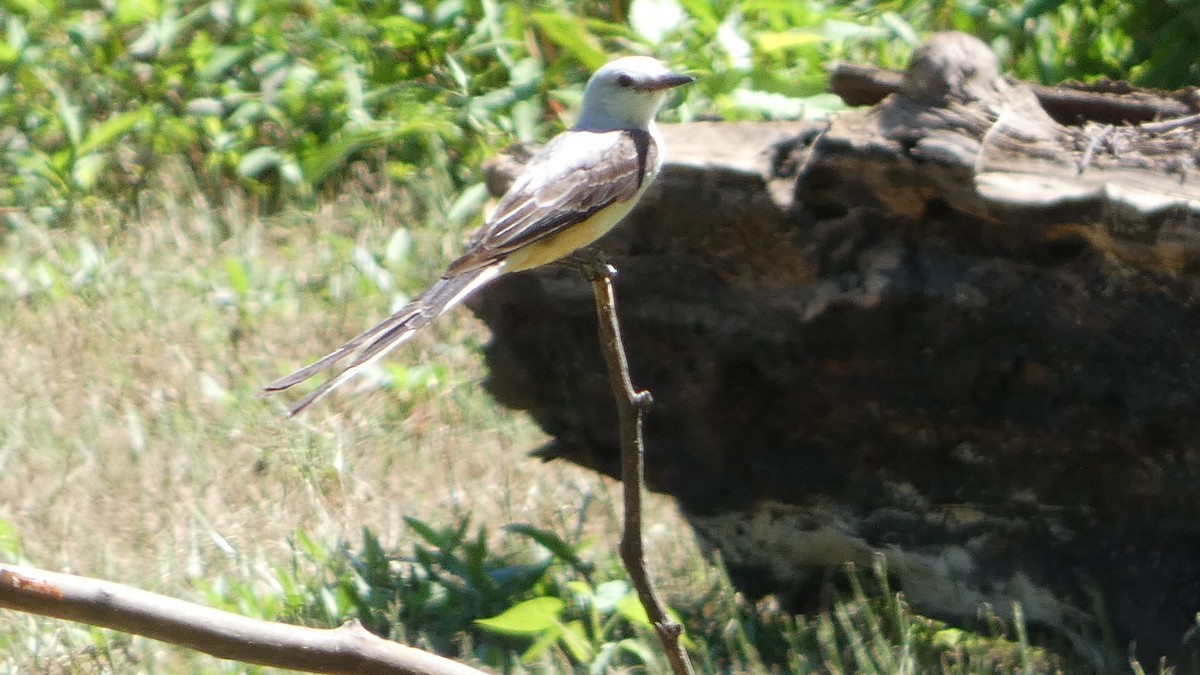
[470,31,1200,668]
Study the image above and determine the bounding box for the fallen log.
[470,32,1200,668]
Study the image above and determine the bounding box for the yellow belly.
[501,198,638,273]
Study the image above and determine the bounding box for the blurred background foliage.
[2,0,1198,224]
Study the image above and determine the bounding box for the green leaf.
[589,641,620,674]
[615,591,651,627]
[630,0,686,44]
[199,45,251,82]
[51,85,83,150]
[342,62,367,123]
[71,153,106,190]
[0,518,21,558]
[592,580,629,614]
[486,561,550,595]
[377,15,427,47]
[227,100,265,128]
[475,596,564,636]
[444,182,488,227]
[113,0,160,25]
[186,98,224,117]
[279,158,303,186]
[520,625,564,663]
[298,117,443,187]
[617,637,658,664]
[0,39,18,66]
[511,98,540,143]
[14,150,68,190]
[675,0,720,31]
[78,109,147,157]
[558,618,594,662]
[756,30,825,52]
[565,579,593,605]
[530,12,607,70]
[224,257,250,299]
[613,593,694,647]
[384,228,412,266]
[4,15,28,55]
[933,627,964,649]
[297,130,381,187]
[505,523,588,572]
[353,244,394,294]
[879,12,920,46]
[403,516,447,549]
[237,147,284,179]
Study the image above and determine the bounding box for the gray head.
[574,56,694,132]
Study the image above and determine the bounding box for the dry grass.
[0,182,1074,675]
[0,185,707,673]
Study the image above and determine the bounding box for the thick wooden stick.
[0,563,483,675]
[828,61,1195,125]
[584,261,694,675]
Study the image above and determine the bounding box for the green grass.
[0,180,525,669]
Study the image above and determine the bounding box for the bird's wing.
[445,127,655,276]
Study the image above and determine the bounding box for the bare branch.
[1139,112,1200,134]
[582,260,695,675]
[0,563,484,675]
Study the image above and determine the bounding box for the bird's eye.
[616,74,634,87]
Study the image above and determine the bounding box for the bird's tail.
[263,263,503,416]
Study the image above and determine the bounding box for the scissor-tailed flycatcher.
[264,56,694,415]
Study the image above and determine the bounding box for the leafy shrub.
[7,1,1193,225]
[189,517,673,670]
[2,0,529,218]
[868,0,1200,87]
[190,516,1067,673]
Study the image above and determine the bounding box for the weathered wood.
[470,32,1200,667]
[830,57,1200,125]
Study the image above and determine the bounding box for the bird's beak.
[636,72,696,92]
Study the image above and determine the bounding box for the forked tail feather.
[263,263,503,416]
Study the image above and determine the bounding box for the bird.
[263,56,694,415]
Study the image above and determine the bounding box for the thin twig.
[1078,123,1114,176]
[0,563,483,675]
[582,259,695,675]
[974,109,1008,175]
[1138,112,1200,134]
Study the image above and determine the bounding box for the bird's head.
[575,56,694,131]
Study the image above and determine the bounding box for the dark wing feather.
[446,128,654,276]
